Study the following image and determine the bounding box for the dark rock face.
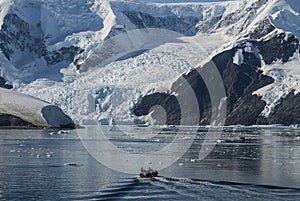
[0,13,82,82]
[0,114,37,128]
[249,18,299,65]
[256,32,299,64]
[249,18,275,39]
[268,91,300,126]
[0,76,13,89]
[0,108,75,129]
[41,105,75,129]
[134,42,273,125]
[0,77,6,87]
[134,29,300,126]
[123,11,200,36]
[0,14,33,60]
[134,93,181,125]
[225,95,266,126]
[45,46,83,66]
[4,84,13,89]
[215,0,268,34]
[196,15,222,33]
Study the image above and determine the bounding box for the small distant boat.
[139,167,158,178]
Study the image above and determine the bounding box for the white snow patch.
[247,0,300,39]
[233,42,261,66]
[233,49,244,65]
[254,53,300,117]
[100,0,117,40]
[0,0,12,28]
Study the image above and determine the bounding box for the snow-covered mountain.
[0,0,299,126]
[0,88,74,128]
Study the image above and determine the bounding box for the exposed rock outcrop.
[0,88,75,129]
[134,25,300,126]
[0,13,83,83]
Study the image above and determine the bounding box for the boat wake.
[68,176,300,201]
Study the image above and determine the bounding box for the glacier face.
[0,0,300,126]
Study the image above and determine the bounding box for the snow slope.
[254,51,300,117]
[0,0,299,125]
[0,88,74,128]
[258,0,300,39]
[18,32,226,124]
[249,0,300,117]
[4,0,238,124]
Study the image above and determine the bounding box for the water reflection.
[259,129,300,187]
[0,129,126,200]
[163,128,300,188]
[0,127,300,201]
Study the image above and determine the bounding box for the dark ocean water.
[0,126,300,200]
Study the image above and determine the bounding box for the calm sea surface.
[0,126,300,200]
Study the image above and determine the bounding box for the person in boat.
[140,167,158,178]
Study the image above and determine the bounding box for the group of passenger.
[140,167,158,178]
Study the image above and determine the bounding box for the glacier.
[0,0,299,126]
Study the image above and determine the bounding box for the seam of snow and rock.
[253,52,300,117]
[17,32,227,124]
[0,87,74,127]
[0,0,12,27]
[1,0,300,125]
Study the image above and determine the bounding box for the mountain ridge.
[0,0,300,126]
